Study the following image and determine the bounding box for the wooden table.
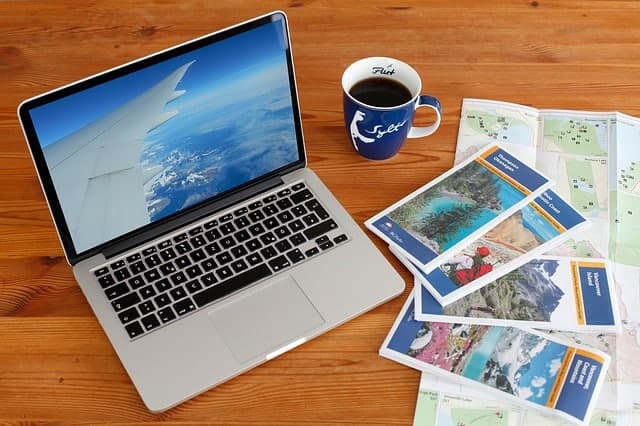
[1,1,639,423]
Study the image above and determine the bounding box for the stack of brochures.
[366,140,622,425]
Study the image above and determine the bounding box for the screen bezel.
[18,11,306,265]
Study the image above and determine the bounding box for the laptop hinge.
[102,176,285,260]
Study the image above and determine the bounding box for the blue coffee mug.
[342,57,442,160]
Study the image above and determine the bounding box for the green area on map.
[566,158,599,212]
[544,119,607,156]
[413,390,438,426]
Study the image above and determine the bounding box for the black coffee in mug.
[348,77,413,108]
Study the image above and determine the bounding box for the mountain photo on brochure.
[414,256,620,332]
[366,144,551,270]
[381,295,610,425]
[421,189,588,305]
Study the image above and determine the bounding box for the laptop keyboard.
[91,181,349,340]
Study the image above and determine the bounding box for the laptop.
[18,11,404,411]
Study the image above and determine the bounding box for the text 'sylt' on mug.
[342,57,442,161]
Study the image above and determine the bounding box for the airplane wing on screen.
[43,60,195,252]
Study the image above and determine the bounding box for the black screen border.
[18,11,306,265]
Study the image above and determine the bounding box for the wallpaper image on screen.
[29,20,299,253]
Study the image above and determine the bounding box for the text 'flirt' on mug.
[342,57,442,160]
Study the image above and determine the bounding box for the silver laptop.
[18,11,403,411]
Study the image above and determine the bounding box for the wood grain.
[1,0,639,423]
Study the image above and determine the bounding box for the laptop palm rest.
[208,275,325,363]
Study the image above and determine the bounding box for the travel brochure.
[381,294,610,425]
[411,256,621,333]
[366,144,552,272]
[413,373,626,426]
[415,189,588,305]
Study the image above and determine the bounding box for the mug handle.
[407,95,442,138]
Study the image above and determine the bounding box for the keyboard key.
[185,264,203,279]
[334,234,348,244]
[174,298,196,316]
[114,268,131,282]
[216,266,233,280]
[139,285,157,299]
[234,230,250,243]
[169,287,187,301]
[268,255,291,272]
[155,278,172,293]
[170,271,187,286]
[204,219,218,229]
[138,300,155,315]
[205,242,221,256]
[277,211,294,223]
[246,238,262,252]
[130,261,146,274]
[275,240,292,253]
[188,226,203,236]
[191,235,206,248]
[231,259,248,273]
[302,213,320,226]
[290,233,306,246]
[316,236,330,245]
[260,232,277,245]
[98,274,115,288]
[291,189,313,204]
[234,216,250,228]
[319,241,334,250]
[175,241,192,254]
[145,254,161,268]
[190,248,206,262]
[305,247,320,257]
[231,245,248,258]
[186,280,203,294]
[174,233,188,242]
[105,282,129,300]
[201,272,217,286]
[142,247,157,256]
[110,259,125,270]
[246,253,263,266]
[248,201,263,210]
[248,210,265,222]
[260,246,278,260]
[144,268,161,283]
[94,267,109,277]
[126,253,141,263]
[141,314,161,331]
[158,239,172,249]
[216,252,233,265]
[289,219,305,232]
[314,205,330,220]
[303,219,338,240]
[220,236,236,249]
[220,223,236,235]
[220,213,233,222]
[159,262,177,276]
[234,207,248,216]
[201,258,217,272]
[157,307,176,323]
[125,321,144,339]
[175,255,192,269]
[274,226,291,239]
[276,198,293,210]
[118,306,139,324]
[193,264,273,308]
[262,204,278,216]
[291,205,307,217]
[128,275,145,290]
[112,292,141,312]
[286,248,305,264]
[262,194,277,203]
[264,217,279,229]
[248,223,265,235]
[160,247,177,261]
[292,182,305,191]
[154,293,171,308]
[205,228,221,242]
[277,188,291,197]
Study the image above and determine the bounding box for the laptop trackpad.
[208,275,325,363]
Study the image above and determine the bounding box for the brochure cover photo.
[380,295,610,425]
[418,189,588,305]
[413,256,620,333]
[366,144,551,271]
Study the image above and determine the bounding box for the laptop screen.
[20,12,304,261]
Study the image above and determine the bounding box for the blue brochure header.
[479,146,549,193]
[387,299,425,354]
[419,284,444,315]
[534,190,587,231]
[554,350,604,421]
[578,262,615,326]
[372,217,437,264]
